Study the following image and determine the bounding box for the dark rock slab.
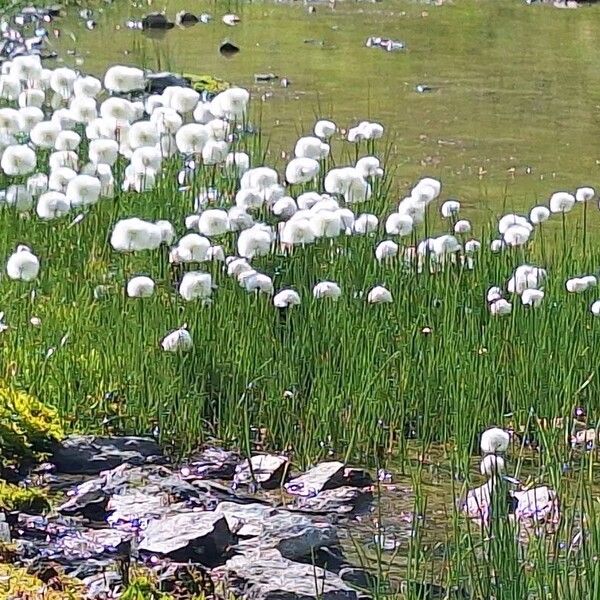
[234,454,289,490]
[293,487,373,515]
[176,11,199,26]
[142,13,175,30]
[285,462,346,497]
[137,510,236,564]
[214,549,362,600]
[181,447,240,480]
[51,436,165,475]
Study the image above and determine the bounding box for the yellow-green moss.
[182,74,229,94]
[120,577,175,600]
[0,384,64,469]
[0,564,83,599]
[0,480,49,512]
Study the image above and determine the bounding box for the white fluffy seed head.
[127,275,155,298]
[6,246,39,281]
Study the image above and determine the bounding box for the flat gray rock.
[51,436,165,475]
[214,549,361,600]
[285,462,346,497]
[216,501,277,537]
[293,487,372,515]
[137,510,236,563]
[234,454,289,489]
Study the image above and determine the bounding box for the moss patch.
[0,564,83,599]
[0,480,49,512]
[0,383,64,470]
[182,73,229,95]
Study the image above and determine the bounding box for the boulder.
[234,454,289,490]
[142,13,175,30]
[51,436,165,475]
[293,487,372,515]
[214,549,362,600]
[182,447,240,480]
[137,510,236,564]
[285,462,346,496]
[176,11,199,26]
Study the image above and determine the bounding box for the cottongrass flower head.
[89,139,119,166]
[51,108,78,131]
[503,224,532,247]
[74,75,102,98]
[464,239,481,254]
[441,200,460,218]
[240,271,274,295]
[174,233,210,262]
[325,167,371,204]
[27,173,49,197]
[17,106,43,132]
[193,101,215,124]
[30,120,61,149]
[127,275,155,298]
[297,192,321,210]
[273,289,301,308]
[163,85,200,114]
[226,256,253,278]
[498,213,532,234]
[55,130,81,151]
[314,119,336,140]
[131,146,162,174]
[225,151,250,175]
[295,136,330,160]
[549,191,575,214]
[36,191,70,220]
[103,65,145,94]
[590,301,600,317]
[576,186,595,203]
[529,205,550,225]
[507,264,546,295]
[272,197,298,220]
[10,55,42,83]
[480,427,510,454]
[202,139,229,165]
[128,121,160,150]
[228,206,254,231]
[411,177,441,205]
[110,218,163,252]
[155,220,176,245]
[566,277,591,293]
[347,120,384,142]
[206,245,225,261]
[6,245,39,281]
[355,156,384,179]
[375,240,399,261]
[48,167,77,192]
[175,123,210,154]
[100,97,135,122]
[0,74,21,101]
[281,218,315,246]
[161,327,193,352]
[0,107,20,135]
[367,285,393,304]
[198,209,230,237]
[487,286,503,303]
[521,288,544,308]
[1,144,36,175]
[285,157,320,185]
[5,185,33,212]
[69,96,97,124]
[66,175,101,208]
[179,271,213,301]
[150,107,183,135]
[490,239,505,253]
[489,298,512,316]
[209,87,250,121]
[313,281,341,300]
[207,118,229,141]
[582,275,597,288]
[385,213,413,237]
[432,234,461,258]
[240,166,279,192]
[49,150,78,172]
[454,219,471,234]
[50,67,77,98]
[237,224,273,258]
[353,213,379,234]
[309,210,343,238]
[18,88,45,109]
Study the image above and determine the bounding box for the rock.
[146,71,190,94]
[216,501,276,537]
[142,13,175,30]
[255,73,279,83]
[214,549,362,600]
[285,461,346,497]
[51,435,165,475]
[293,487,372,515]
[57,484,108,521]
[339,567,379,591]
[137,510,236,564]
[234,454,289,490]
[219,41,240,57]
[0,512,11,543]
[181,447,240,480]
[176,11,199,26]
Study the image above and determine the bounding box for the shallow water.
[53,0,600,221]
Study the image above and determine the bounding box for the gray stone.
[216,501,276,537]
[214,549,361,600]
[51,436,165,475]
[181,447,240,480]
[0,512,10,543]
[285,462,346,497]
[234,454,289,490]
[137,510,236,563]
[293,487,372,515]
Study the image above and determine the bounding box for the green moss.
[0,564,83,599]
[120,577,175,600]
[182,73,229,95]
[0,480,49,512]
[0,384,64,470]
